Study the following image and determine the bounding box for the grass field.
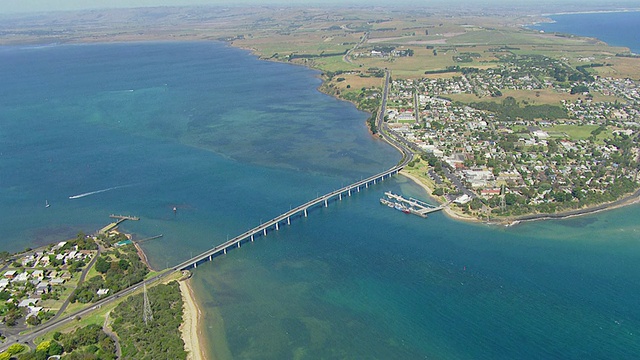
[548,124,612,141]
[333,74,384,90]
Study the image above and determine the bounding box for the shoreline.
[399,171,481,223]
[179,278,207,360]
[399,171,640,226]
[133,241,155,271]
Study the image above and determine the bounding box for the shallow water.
[1,41,639,359]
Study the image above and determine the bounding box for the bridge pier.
[287,217,290,225]
[224,248,226,254]
[194,262,197,268]
[276,222,279,231]
[339,193,342,200]
[348,188,351,196]
[304,208,308,217]
[263,228,267,236]
[238,241,241,248]
[366,182,368,188]
[209,255,212,261]
[324,199,328,207]
[251,234,254,242]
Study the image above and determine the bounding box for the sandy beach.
[400,171,481,223]
[180,278,206,360]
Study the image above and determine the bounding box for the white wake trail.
[69,185,131,199]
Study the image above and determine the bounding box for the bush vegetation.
[111,281,187,360]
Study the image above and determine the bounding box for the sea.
[0,20,639,360]
[530,11,640,54]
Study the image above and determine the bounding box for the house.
[13,272,30,282]
[35,282,49,295]
[454,194,472,205]
[32,270,44,279]
[4,270,17,279]
[26,306,42,317]
[50,278,65,286]
[97,289,109,296]
[60,272,72,280]
[480,188,501,198]
[18,298,39,307]
[0,279,9,288]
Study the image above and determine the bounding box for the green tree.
[95,257,110,274]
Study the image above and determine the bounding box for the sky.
[2,0,639,14]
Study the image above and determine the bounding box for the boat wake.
[69,185,131,199]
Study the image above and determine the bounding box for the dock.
[98,214,140,234]
[381,192,445,217]
[109,214,140,221]
[134,234,163,244]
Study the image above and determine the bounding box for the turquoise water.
[531,11,640,53]
[1,42,639,359]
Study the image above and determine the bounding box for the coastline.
[180,278,207,360]
[133,242,154,271]
[540,9,640,17]
[400,171,640,226]
[400,171,481,223]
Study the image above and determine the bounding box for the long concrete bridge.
[176,70,413,271]
[176,165,405,270]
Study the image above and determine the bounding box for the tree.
[48,341,63,356]
[118,259,130,271]
[26,315,41,326]
[95,257,110,274]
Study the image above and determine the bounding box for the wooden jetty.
[134,234,163,244]
[109,214,140,221]
[98,214,140,234]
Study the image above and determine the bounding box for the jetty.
[381,192,445,217]
[99,214,140,234]
[134,234,163,244]
[109,214,140,221]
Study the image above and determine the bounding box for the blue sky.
[2,0,639,14]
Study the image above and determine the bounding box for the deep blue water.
[1,42,640,359]
[531,11,640,53]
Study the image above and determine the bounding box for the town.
[0,223,146,335]
[384,53,640,219]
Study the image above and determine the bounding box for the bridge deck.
[176,166,403,270]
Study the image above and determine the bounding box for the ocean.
[1,39,639,359]
[530,11,640,53]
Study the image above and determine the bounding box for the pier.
[109,214,140,221]
[381,191,445,217]
[99,215,140,234]
[134,234,163,244]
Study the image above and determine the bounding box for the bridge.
[175,70,414,271]
[0,71,418,351]
[176,165,405,270]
